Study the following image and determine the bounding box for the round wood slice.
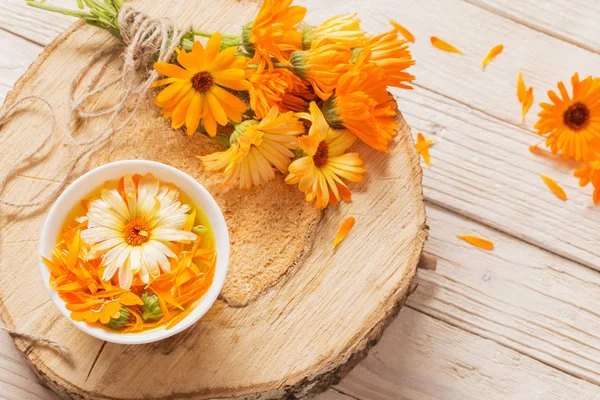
[0,1,426,398]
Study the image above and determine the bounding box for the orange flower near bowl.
[286,102,366,209]
[200,107,305,189]
[534,73,600,161]
[153,34,248,136]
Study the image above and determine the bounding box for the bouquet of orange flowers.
[28,0,415,209]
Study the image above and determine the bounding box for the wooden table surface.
[1,0,600,399]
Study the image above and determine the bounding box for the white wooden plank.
[407,204,600,384]
[400,86,600,270]
[336,307,600,400]
[0,0,73,46]
[0,331,57,400]
[465,0,600,53]
[0,30,42,105]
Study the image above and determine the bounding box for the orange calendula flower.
[71,301,121,324]
[245,0,306,70]
[322,50,398,152]
[153,34,248,137]
[364,28,415,90]
[456,235,494,250]
[247,68,314,118]
[540,174,568,201]
[289,42,352,100]
[430,36,463,54]
[390,19,415,43]
[286,102,366,209]
[303,14,365,49]
[482,44,503,69]
[574,160,600,204]
[200,107,304,189]
[535,73,600,161]
[415,133,434,167]
[333,217,355,247]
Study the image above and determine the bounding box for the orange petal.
[333,217,355,248]
[118,292,144,306]
[540,174,567,201]
[521,87,534,122]
[415,133,434,167]
[430,36,463,54]
[517,72,526,103]
[390,20,415,43]
[482,44,503,69]
[456,235,494,250]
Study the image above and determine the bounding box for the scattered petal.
[517,72,526,103]
[456,235,494,250]
[390,20,415,42]
[540,174,567,201]
[430,36,463,54]
[333,217,356,247]
[521,87,534,122]
[482,44,503,69]
[415,133,434,167]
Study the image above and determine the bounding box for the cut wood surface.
[2,0,600,399]
[0,0,426,399]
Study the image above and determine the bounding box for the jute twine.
[0,5,189,354]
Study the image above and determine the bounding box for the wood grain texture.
[465,0,600,53]
[408,205,600,385]
[0,0,426,399]
[336,308,600,400]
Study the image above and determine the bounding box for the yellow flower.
[200,107,305,189]
[153,33,248,137]
[80,174,196,288]
[574,160,600,204]
[247,68,314,118]
[364,28,415,89]
[286,102,365,209]
[322,50,398,152]
[245,0,306,70]
[535,73,600,161]
[289,43,352,100]
[302,14,365,49]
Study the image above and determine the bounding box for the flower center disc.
[564,102,590,131]
[123,218,150,246]
[192,71,214,92]
[313,141,329,168]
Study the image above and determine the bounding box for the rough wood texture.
[0,0,426,398]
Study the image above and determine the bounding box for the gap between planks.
[463,0,600,55]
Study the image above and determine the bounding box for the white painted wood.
[400,86,600,270]
[336,308,600,400]
[409,205,600,385]
[0,30,42,105]
[0,0,74,46]
[465,0,600,53]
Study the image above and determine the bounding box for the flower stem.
[192,30,238,40]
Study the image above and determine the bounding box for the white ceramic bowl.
[39,160,229,344]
